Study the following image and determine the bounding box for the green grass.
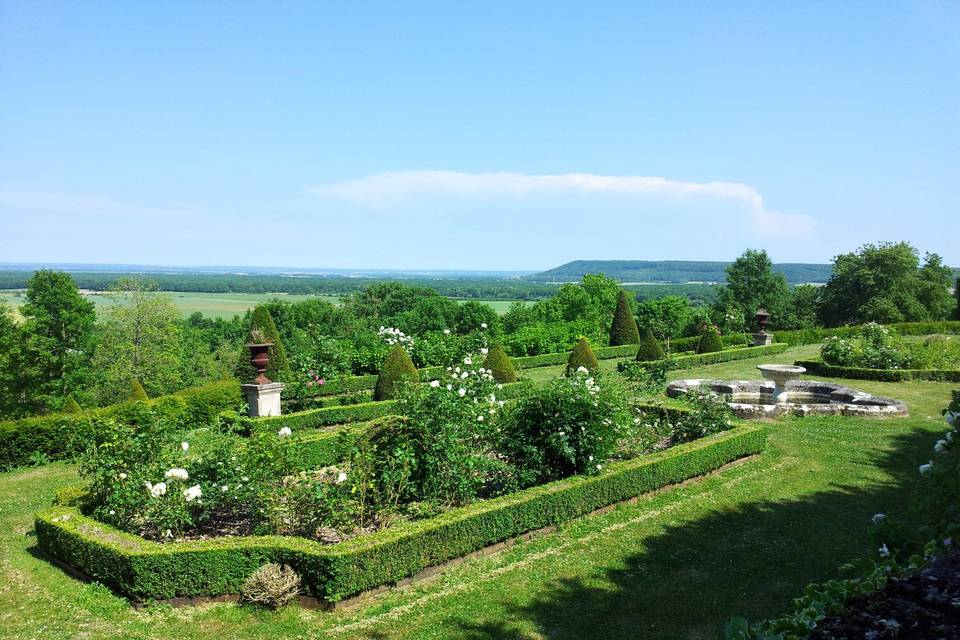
[0,291,526,320]
[0,345,954,639]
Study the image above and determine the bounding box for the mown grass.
[0,345,954,639]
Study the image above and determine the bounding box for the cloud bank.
[309,170,814,238]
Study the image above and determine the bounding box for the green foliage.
[818,242,953,326]
[619,343,790,376]
[636,326,665,361]
[713,250,792,330]
[565,337,600,376]
[794,360,960,382]
[373,345,418,401]
[672,392,735,443]
[237,305,291,383]
[0,302,23,419]
[635,295,698,341]
[499,371,630,485]
[19,270,97,414]
[35,424,766,602]
[608,290,640,346]
[63,395,83,414]
[130,379,149,401]
[775,320,960,346]
[617,360,669,395]
[819,323,960,372]
[483,344,517,383]
[696,325,723,354]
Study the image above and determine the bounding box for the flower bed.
[36,423,767,604]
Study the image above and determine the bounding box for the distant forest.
[527,260,836,285]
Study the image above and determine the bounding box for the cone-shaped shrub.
[63,395,82,413]
[130,379,149,401]
[565,337,600,376]
[609,290,640,346]
[696,325,723,354]
[236,306,291,383]
[635,326,665,361]
[374,345,419,400]
[484,344,517,383]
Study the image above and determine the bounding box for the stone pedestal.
[752,332,773,346]
[241,382,285,417]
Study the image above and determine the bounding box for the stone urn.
[753,309,773,346]
[246,342,273,385]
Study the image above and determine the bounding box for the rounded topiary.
[374,345,419,400]
[635,326,665,361]
[63,395,82,413]
[697,325,723,354]
[240,563,301,609]
[236,306,291,383]
[130,379,149,401]
[609,290,640,346]
[565,337,600,376]
[484,344,517,383]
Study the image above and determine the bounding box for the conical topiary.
[236,305,291,383]
[696,325,723,354]
[63,395,82,413]
[374,345,419,400]
[130,379,149,401]
[565,337,600,376]
[484,344,517,383]
[636,326,665,361]
[609,290,640,346]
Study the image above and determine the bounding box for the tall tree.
[91,277,184,404]
[817,242,953,326]
[714,250,791,329]
[0,302,26,418]
[20,270,96,413]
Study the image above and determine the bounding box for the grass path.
[0,346,954,639]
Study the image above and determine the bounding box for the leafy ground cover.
[0,345,954,639]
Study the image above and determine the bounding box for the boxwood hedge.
[36,423,766,603]
[0,380,241,471]
[619,343,789,375]
[794,360,960,382]
[774,321,960,347]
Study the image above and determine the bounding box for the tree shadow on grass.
[450,427,936,640]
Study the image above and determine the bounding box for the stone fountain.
[756,364,806,403]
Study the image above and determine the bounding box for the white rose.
[150,482,167,498]
[458,388,467,397]
[278,426,292,437]
[430,380,440,388]
[164,468,189,482]
[336,472,347,484]
[183,484,202,502]
[181,442,189,452]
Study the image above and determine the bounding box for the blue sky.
[1,1,957,270]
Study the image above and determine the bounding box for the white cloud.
[308,170,814,238]
[0,186,207,223]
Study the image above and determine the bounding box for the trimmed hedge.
[0,380,242,471]
[774,321,960,347]
[36,423,766,603]
[620,343,789,375]
[794,360,960,383]
[668,333,750,353]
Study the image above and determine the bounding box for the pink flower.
[317,379,325,385]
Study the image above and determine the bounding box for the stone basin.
[756,364,806,403]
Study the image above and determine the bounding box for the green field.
[0,290,528,320]
[0,345,952,639]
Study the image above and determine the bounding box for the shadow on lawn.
[449,427,936,640]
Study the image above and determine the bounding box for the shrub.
[130,379,149,401]
[241,563,302,609]
[236,306,291,383]
[696,325,723,354]
[565,337,600,376]
[618,360,669,395]
[483,344,517,383]
[609,290,640,346]
[63,395,82,414]
[672,392,735,443]
[636,326,665,362]
[373,345,419,401]
[499,371,629,485]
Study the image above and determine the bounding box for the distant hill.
[527,260,834,285]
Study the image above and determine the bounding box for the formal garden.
[1,244,959,638]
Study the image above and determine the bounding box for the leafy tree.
[63,395,82,413]
[483,344,517,383]
[817,242,953,326]
[456,301,500,335]
[609,290,640,345]
[789,284,821,330]
[565,337,599,376]
[697,325,723,354]
[91,278,184,404]
[635,326,665,361]
[636,295,695,341]
[374,345,419,400]
[713,250,791,330]
[130,379,149,401]
[19,270,97,413]
[0,303,26,418]
[237,305,291,383]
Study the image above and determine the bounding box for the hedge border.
[794,360,960,383]
[621,343,789,375]
[0,380,241,471]
[774,321,960,347]
[35,424,767,604]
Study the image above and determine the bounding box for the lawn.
[0,345,954,639]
